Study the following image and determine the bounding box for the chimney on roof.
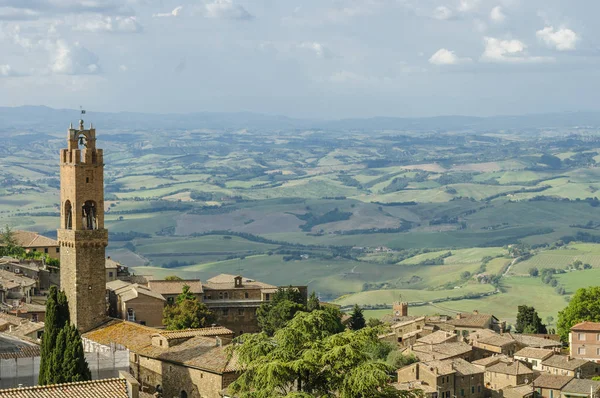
[216,336,223,347]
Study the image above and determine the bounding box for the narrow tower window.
[64,200,73,230]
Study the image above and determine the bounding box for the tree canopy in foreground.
[229,309,416,398]
[558,286,600,341]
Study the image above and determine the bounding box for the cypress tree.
[39,287,60,385]
[39,287,91,385]
[62,324,92,382]
[348,304,366,330]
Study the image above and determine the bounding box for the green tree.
[0,225,24,257]
[529,267,539,277]
[557,287,600,341]
[165,275,183,281]
[163,285,216,330]
[367,318,384,328]
[348,304,366,331]
[229,310,412,398]
[256,287,307,335]
[546,316,554,326]
[386,350,418,369]
[39,287,90,385]
[516,305,547,334]
[307,291,321,312]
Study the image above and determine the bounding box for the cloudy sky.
[0,0,598,118]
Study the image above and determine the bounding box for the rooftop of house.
[508,333,562,348]
[570,321,600,332]
[486,360,533,376]
[450,358,485,376]
[416,331,457,345]
[541,355,590,371]
[148,279,203,295]
[10,231,58,248]
[0,378,129,397]
[0,269,36,289]
[0,333,41,359]
[113,283,166,302]
[472,354,511,368]
[153,326,233,340]
[502,384,536,398]
[514,347,555,360]
[83,320,238,374]
[391,317,426,330]
[533,374,573,390]
[106,280,132,291]
[105,257,121,269]
[392,381,437,394]
[203,274,276,291]
[419,359,456,376]
[411,341,472,361]
[447,311,495,329]
[562,378,600,395]
[472,332,516,348]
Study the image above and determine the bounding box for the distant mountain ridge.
[2,105,600,133]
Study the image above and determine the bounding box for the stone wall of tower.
[57,123,108,333]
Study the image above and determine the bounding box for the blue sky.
[0,0,599,118]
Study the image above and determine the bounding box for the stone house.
[541,355,600,378]
[83,320,238,398]
[513,347,554,371]
[10,230,60,260]
[0,269,36,304]
[397,358,484,398]
[483,360,534,392]
[570,322,600,362]
[392,380,437,398]
[533,374,573,398]
[469,330,518,357]
[561,378,600,398]
[438,311,505,336]
[502,384,536,398]
[409,341,474,362]
[148,279,203,304]
[388,317,427,347]
[201,274,307,335]
[106,280,166,327]
[8,302,46,323]
[0,258,55,291]
[509,333,562,352]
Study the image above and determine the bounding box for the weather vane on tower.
[79,106,86,131]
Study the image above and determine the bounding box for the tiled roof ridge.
[571,321,600,330]
[0,377,124,392]
[159,326,230,334]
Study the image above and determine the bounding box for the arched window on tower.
[81,200,98,230]
[64,200,72,230]
[78,133,87,163]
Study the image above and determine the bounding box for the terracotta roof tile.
[0,378,128,397]
[448,313,494,329]
[148,280,203,295]
[514,347,554,361]
[508,333,562,348]
[503,384,535,398]
[562,379,600,394]
[570,321,600,332]
[533,374,573,390]
[155,327,233,340]
[486,361,533,376]
[542,355,590,371]
[416,331,456,345]
[9,231,58,248]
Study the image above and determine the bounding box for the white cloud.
[481,37,552,63]
[0,64,15,76]
[298,42,332,58]
[432,6,453,20]
[429,48,471,65]
[200,0,253,20]
[536,26,578,51]
[458,0,479,12]
[74,16,142,33]
[0,0,133,18]
[0,7,39,20]
[490,6,505,23]
[48,40,100,75]
[119,64,128,71]
[153,6,183,18]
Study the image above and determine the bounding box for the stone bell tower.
[57,119,108,333]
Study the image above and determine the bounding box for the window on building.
[222,309,229,316]
[109,272,113,278]
[32,314,38,322]
[478,386,481,393]
[140,321,146,326]
[471,386,475,394]
[180,391,188,398]
[579,347,586,355]
[244,292,249,299]
[32,248,36,252]
[597,333,600,341]
[56,247,60,253]
[550,390,554,398]
[460,389,464,396]
[579,333,586,341]
[167,297,174,305]
[597,348,600,356]
[266,293,271,301]
[44,248,48,254]
[219,292,223,299]
[224,292,228,299]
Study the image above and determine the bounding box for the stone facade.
[58,120,108,333]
